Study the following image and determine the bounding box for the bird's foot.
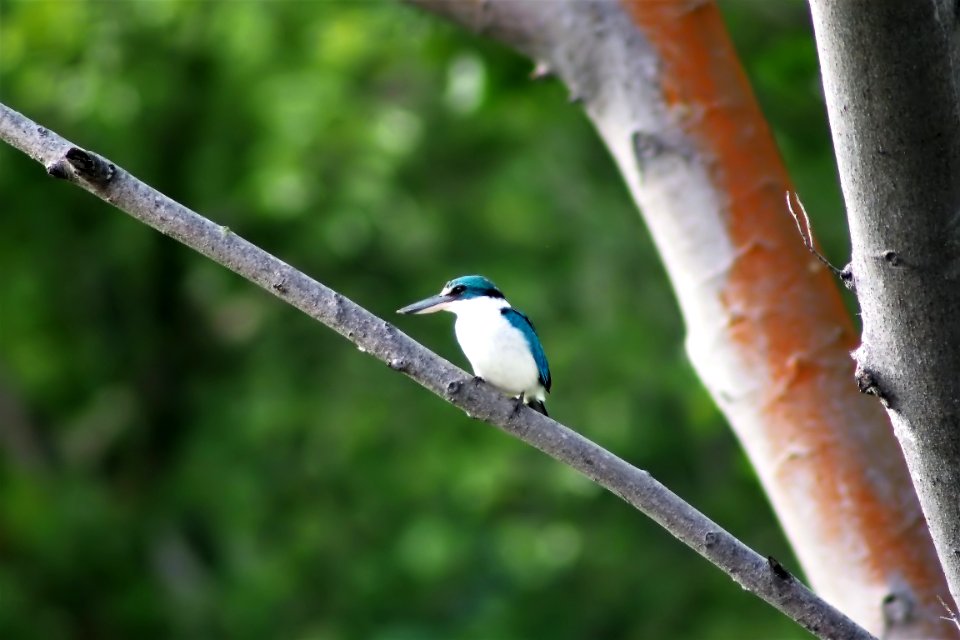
[512,392,526,417]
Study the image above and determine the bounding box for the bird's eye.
[450,285,466,295]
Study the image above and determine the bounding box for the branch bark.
[809,0,960,614]
[0,102,875,640]
[406,0,952,636]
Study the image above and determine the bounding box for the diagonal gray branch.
[0,102,874,640]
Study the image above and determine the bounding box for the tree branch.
[809,0,960,614]
[0,102,874,640]
[405,0,951,636]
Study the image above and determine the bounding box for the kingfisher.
[397,275,552,416]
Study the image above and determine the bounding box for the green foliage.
[0,0,841,637]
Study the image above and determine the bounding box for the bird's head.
[397,275,505,315]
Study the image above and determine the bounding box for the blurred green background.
[0,1,850,638]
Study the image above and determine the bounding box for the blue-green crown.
[443,275,504,299]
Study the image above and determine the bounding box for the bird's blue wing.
[501,308,551,393]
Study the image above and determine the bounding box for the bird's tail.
[527,399,548,417]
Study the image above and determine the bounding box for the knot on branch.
[63,147,116,186]
[854,360,893,408]
[882,250,903,267]
[766,556,792,582]
[45,159,71,179]
[704,531,719,548]
[839,263,856,291]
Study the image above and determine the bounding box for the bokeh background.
[0,1,851,638]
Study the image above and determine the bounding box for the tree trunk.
[408,0,953,635]
[809,0,960,616]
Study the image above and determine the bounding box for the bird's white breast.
[448,296,543,400]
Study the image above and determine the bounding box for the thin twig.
[786,191,855,291]
[786,191,840,275]
[0,102,875,640]
[940,596,960,631]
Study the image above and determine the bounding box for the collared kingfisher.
[397,275,552,416]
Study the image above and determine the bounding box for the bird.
[397,275,551,416]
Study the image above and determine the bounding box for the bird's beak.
[397,293,454,315]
